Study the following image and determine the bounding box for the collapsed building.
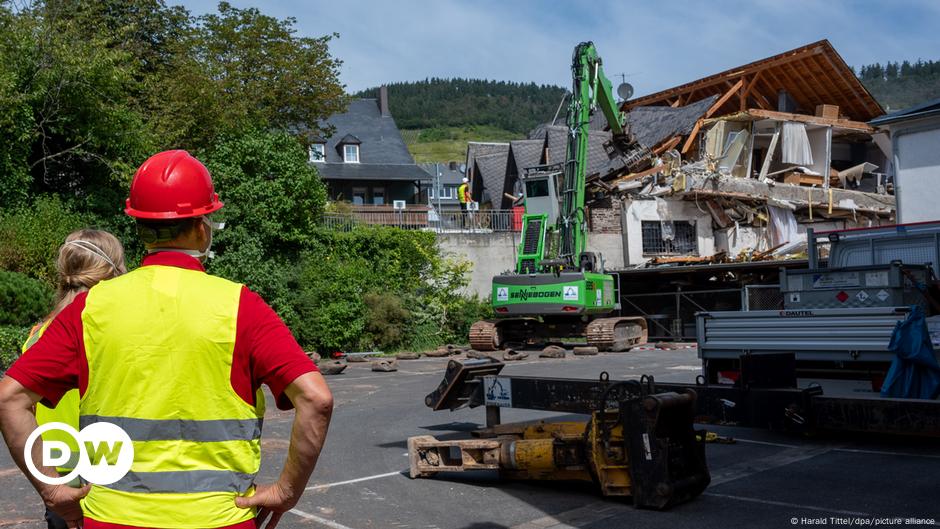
[462,40,898,340]
[466,40,894,268]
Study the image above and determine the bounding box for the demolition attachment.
[410,365,710,510]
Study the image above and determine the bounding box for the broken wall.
[622,198,714,265]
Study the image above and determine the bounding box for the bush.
[202,129,328,255]
[0,196,92,285]
[362,292,410,351]
[291,225,490,352]
[0,325,30,372]
[0,270,53,326]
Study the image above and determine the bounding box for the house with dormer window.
[311,86,429,206]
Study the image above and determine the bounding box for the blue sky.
[178,0,940,97]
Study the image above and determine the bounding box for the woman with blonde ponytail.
[21,229,125,529]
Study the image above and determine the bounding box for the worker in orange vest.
[0,150,333,529]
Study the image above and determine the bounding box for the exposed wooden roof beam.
[624,42,829,109]
[744,108,875,133]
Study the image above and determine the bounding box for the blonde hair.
[45,229,126,324]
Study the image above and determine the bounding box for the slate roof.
[624,95,718,148]
[869,97,940,126]
[509,139,544,176]
[474,152,510,207]
[418,162,466,185]
[529,125,614,176]
[316,99,428,182]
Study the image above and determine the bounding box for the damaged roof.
[625,95,718,148]
[623,40,883,122]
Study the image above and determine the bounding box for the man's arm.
[235,371,333,527]
[0,377,89,528]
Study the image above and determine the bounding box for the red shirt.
[6,251,318,529]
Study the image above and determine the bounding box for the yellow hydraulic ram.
[408,389,710,509]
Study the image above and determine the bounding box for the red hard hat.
[125,150,224,219]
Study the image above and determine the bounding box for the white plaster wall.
[895,124,940,223]
[437,230,626,298]
[437,233,517,299]
[622,199,714,265]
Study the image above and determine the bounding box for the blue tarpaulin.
[881,306,940,400]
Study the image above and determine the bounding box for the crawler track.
[586,317,648,352]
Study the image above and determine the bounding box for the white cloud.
[180,0,940,96]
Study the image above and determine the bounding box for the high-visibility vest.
[26,322,81,474]
[458,183,469,204]
[79,264,265,528]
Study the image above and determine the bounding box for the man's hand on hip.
[235,482,296,529]
[41,483,90,529]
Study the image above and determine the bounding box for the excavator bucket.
[623,390,710,509]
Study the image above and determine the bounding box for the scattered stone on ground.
[501,349,529,361]
[465,349,486,359]
[318,360,347,375]
[447,344,470,353]
[306,351,321,363]
[346,354,369,363]
[396,352,420,360]
[539,345,566,358]
[655,341,678,350]
[573,346,599,356]
[424,347,450,358]
[371,359,399,372]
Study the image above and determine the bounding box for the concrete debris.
[318,360,347,376]
[396,352,420,360]
[372,359,399,372]
[572,346,599,356]
[423,347,451,358]
[539,345,566,358]
[306,351,321,363]
[500,349,529,361]
[346,354,369,363]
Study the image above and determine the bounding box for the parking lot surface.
[2,348,938,528]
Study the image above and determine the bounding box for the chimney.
[379,85,390,116]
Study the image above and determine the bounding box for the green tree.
[192,2,348,142]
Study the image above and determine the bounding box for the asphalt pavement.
[1,347,938,529]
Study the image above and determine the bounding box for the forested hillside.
[355,79,566,134]
[858,60,940,112]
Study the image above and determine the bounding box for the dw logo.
[24,422,134,485]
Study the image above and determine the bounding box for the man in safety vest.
[458,176,474,228]
[0,150,333,529]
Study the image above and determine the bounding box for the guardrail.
[322,209,521,233]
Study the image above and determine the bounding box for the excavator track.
[469,318,547,351]
[469,320,501,351]
[586,317,648,352]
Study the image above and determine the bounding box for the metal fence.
[743,284,783,311]
[620,284,784,341]
[321,209,520,233]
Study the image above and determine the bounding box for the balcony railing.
[321,208,522,233]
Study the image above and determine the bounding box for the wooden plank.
[707,78,745,118]
[705,199,733,228]
[653,135,682,155]
[681,119,703,154]
[758,128,780,181]
[609,163,663,185]
[744,108,874,132]
[670,98,681,108]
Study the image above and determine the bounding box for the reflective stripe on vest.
[78,265,264,528]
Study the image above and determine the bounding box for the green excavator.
[470,42,652,352]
